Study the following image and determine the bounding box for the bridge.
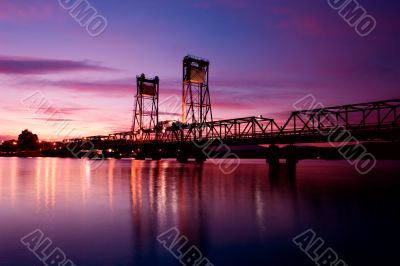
[64,55,400,165]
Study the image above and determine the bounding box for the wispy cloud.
[17,78,182,98]
[30,106,94,116]
[0,56,117,75]
[30,118,76,122]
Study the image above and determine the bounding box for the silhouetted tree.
[18,129,39,151]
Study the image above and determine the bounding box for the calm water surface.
[0,158,399,266]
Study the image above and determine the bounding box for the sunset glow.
[1,0,399,140]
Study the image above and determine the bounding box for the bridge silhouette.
[64,56,400,165]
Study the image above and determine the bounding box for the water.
[0,157,399,266]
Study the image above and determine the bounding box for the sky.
[0,0,399,140]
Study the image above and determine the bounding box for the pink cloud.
[0,56,117,74]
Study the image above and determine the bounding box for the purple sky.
[0,0,399,140]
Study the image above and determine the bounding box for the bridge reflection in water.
[0,158,399,265]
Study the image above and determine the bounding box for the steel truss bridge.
[63,54,400,162]
[65,98,400,151]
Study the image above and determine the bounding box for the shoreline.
[1,142,399,160]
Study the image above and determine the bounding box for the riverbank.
[0,151,43,157]
[1,142,399,160]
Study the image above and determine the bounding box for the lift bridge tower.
[132,74,159,141]
[182,55,213,140]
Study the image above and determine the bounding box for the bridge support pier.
[177,146,189,163]
[266,144,299,177]
[151,153,161,161]
[285,158,298,166]
[195,152,207,164]
[285,144,298,173]
[150,145,161,161]
[134,148,146,160]
[266,144,280,171]
[285,158,298,177]
[134,146,162,161]
[176,143,208,164]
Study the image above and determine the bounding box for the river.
[0,158,398,265]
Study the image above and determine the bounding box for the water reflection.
[124,160,303,265]
[0,158,399,266]
[108,159,115,211]
[10,157,17,206]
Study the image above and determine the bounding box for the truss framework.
[132,74,159,141]
[65,97,400,145]
[182,55,213,140]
